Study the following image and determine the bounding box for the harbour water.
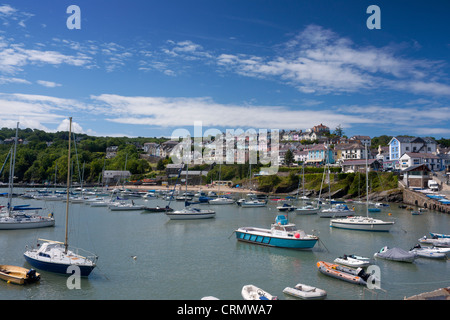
[0,189,449,300]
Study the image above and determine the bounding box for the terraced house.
[388,136,437,170]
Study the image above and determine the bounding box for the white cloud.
[215,24,450,96]
[91,93,371,130]
[37,80,62,88]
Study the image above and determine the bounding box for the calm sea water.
[0,188,449,300]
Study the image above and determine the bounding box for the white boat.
[0,123,55,230]
[23,118,98,277]
[374,246,415,263]
[165,206,215,220]
[334,255,370,267]
[296,205,320,215]
[108,201,144,211]
[318,204,353,218]
[329,144,394,232]
[283,283,327,299]
[418,236,450,248]
[209,197,235,205]
[409,244,449,259]
[330,216,394,232]
[241,284,277,300]
[238,199,267,207]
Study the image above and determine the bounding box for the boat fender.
[294,233,300,238]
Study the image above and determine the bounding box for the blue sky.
[0,0,449,140]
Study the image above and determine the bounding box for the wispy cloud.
[37,80,62,88]
[215,24,450,96]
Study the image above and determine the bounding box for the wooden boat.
[316,261,372,285]
[241,284,277,300]
[0,265,40,285]
[334,255,370,267]
[283,283,327,299]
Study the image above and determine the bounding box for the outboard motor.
[26,269,40,282]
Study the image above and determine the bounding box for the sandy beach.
[126,183,263,195]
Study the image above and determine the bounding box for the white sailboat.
[24,118,98,276]
[296,163,319,215]
[0,123,55,230]
[165,163,215,220]
[330,144,394,232]
[209,164,235,205]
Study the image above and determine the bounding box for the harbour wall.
[402,186,450,214]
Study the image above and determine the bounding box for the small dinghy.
[418,236,450,248]
[334,254,370,267]
[0,265,40,285]
[409,244,449,259]
[241,284,278,300]
[316,261,373,286]
[283,283,327,299]
[142,206,173,213]
[374,246,415,263]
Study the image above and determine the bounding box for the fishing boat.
[23,118,98,277]
[374,246,415,263]
[334,254,370,267]
[316,261,373,285]
[329,144,394,232]
[409,244,449,259]
[235,215,318,249]
[241,284,277,300]
[0,265,40,285]
[0,123,55,230]
[283,283,327,299]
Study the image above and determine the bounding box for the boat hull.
[23,254,95,277]
[0,218,55,230]
[283,284,327,299]
[235,228,318,249]
[165,212,215,220]
[316,261,367,285]
[330,217,394,232]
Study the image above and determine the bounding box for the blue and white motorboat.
[429,232,450,239]
[235,215,318,249]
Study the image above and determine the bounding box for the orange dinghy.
[316,261,372,286]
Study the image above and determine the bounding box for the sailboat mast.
[365,143,369,216]
[65,117,72,254]
[7,122,19,215]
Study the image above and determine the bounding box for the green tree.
[284,149,294,167]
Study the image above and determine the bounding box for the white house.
[388,136,437,169]
[350,135,371,147]
[399,152,441,171]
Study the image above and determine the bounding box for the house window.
[405,147,409,151]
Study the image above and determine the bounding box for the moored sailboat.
[23,118,98,277]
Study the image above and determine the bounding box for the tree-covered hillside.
[0,127,165,184]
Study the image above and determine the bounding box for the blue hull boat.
[235,215,318,250]
[24,254,95,277]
